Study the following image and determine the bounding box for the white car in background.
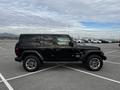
[91,39,102,43]
[76,39,85,43]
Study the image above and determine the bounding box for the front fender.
[81,50,107,61]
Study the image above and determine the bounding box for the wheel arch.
[82,50,106,62]
[21,50,44,62]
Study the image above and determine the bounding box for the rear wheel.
[85,55,103,71]
[23,55,41,72]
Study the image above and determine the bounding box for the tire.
[85,55,103,71]
[23,55,41,72]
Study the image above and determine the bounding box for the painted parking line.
[0,73,14,90]
[0,61,120,85]
[0,65,60,83]
[63,66,120,84]
[105,50,119,54]
[105,61,120,65]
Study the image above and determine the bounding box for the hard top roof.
[20,34,70,36]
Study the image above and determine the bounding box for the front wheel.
[85,55,103,71]
[23,55,41,72]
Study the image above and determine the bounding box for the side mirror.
[69,41,74,47]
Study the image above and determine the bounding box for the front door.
[55,47,80,61]
[54,36,81,61]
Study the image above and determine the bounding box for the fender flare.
[21,50,44,61]
[81,50,106,61]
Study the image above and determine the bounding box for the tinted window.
[19,34,71,47]
[20,35,40,42]
[56,36,70,46]
[40,35,56,46]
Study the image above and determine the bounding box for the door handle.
[55,48,61,51]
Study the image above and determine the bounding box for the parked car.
[99,39,109,43]
[15,34,107,72]
[76,39,85,43]
[91,39,102,43]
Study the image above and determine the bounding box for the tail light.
[15,48,20,56]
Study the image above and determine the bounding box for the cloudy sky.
[0,0,120,39]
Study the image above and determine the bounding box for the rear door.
[38,35,56,61]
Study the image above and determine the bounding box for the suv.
[15,34,107,72]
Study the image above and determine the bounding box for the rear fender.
[21,50,44,62]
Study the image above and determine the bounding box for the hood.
[76,45,100,50]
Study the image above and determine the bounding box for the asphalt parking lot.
[0,40,120,90]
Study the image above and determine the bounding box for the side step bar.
[43,61,83,64]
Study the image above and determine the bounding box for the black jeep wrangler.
[15,34,106,72]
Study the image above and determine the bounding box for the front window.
[56,36,71,46]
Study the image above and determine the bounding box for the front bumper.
[100,51,107,60]
[102,55,107,60]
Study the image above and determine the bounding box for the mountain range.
[0,33,18,39]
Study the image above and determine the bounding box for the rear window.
[40,35,56,46]
[19,35,40,42]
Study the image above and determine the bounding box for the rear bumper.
[15,57,22,62]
